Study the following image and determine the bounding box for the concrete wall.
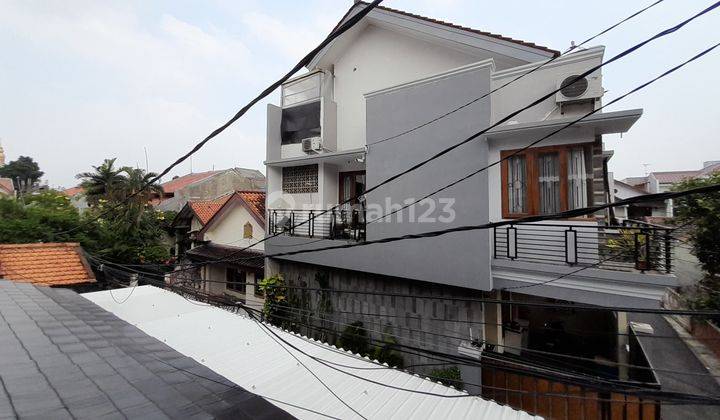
[332,24,482,152]
[267,61,494,291]
[204,203,265,251]
[271,259,485,385]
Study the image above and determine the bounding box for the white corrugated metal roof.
[83,286,539,420]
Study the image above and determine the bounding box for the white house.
[172,190,266,309]
[261,2,676,405]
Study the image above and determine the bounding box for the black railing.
[269,208,366,241]
[493,223,674,274]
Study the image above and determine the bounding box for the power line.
[243,305,720,405]
[52,0,384,236]
[87,250,720,316]
[165,6,720,275]
[163,8,720,278]
[369,40,720,225]
[367,0,666,147]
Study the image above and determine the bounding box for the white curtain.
[567,148,588,210]
[508,156,526,214]
[538,153,560,214]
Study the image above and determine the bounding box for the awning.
[185,243,264,270]
[485,109,643,142]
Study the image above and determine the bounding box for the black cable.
[369,41,720,224]
[367,0,666,147]
[52,0,384,236]
[244,305,720,405]
[154,3,718,274]
[87,251,720,316]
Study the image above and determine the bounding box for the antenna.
[144,147,149,172]
[642,163,651,176]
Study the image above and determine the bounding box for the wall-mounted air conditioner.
[556,74,603,103]
[301,136,323,153]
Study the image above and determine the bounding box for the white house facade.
[262,2,677,400]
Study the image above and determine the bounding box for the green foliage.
[428,366,464,389]
[337,321,370,355]
[673,173,720,310]
[0,156,44,193]
[336,321,405,368]
[0,156,174,265]
[259,275,290,325]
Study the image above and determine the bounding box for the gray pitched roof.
[0,280,292,419]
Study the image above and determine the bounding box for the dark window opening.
[226,268,246,294]
[281,101,320,144]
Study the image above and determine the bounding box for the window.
[282,164,318,193]
[226,268,246,294]
[243,222,253,239]
[254,272,264,297]
[282,73,321,107]
[281,72,322,144]
[501,144,592,218]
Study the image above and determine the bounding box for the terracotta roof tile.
[189,193,234,225]
[349,2,559,57]
[62,186,84,197]
[236,190,266,224]
[0,243,96,286]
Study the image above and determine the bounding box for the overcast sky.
[1,0,719,188]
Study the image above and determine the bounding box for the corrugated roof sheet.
[0,281,292,419]
[84,286,539,420]
[161,171,221,194]
[0,243,95,286]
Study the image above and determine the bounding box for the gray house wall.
[266,62,493,291]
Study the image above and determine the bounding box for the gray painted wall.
[267,63,493,291]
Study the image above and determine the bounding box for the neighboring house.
[620,160,720,218]
[155,168,266,212]
[0,177,14,197]
[171,190,266,309]
[0,243,97,291]
[86,285,539,420]
[609,177,668,222]
[62,186,89,212]
[0,281,290,419]
[262,2,673,408]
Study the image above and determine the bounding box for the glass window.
[538,152,560,214]
[226,268,246,294]
[282,73,321,107]
[567,148,589,210]
[507,156,527,214]
[281,100,321,144]
[282,164,318,194]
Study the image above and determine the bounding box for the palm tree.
[76,158,127,206]
[120,167,164,229]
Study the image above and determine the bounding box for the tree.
[0,156,44,193]
[76,158,126,205]
[120,167,164,229]
[673,172,720,310]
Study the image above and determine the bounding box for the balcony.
[493,223,674,274]
[268,209,366,241]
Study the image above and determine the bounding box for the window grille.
[282,164,318,193]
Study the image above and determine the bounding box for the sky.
[1,0,719,188]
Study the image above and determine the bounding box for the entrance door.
[339,171,366,205]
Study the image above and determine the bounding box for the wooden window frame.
[501,143,592,219]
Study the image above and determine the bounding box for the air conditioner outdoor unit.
[301,136,323,153]
[556,74,603,103]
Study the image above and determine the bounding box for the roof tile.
[0,243,95,286]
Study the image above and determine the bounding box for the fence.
[493,223,674,274]
[268,208,366,241]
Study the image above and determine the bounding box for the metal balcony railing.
[269,209,366,241]
[493,223,674,274]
